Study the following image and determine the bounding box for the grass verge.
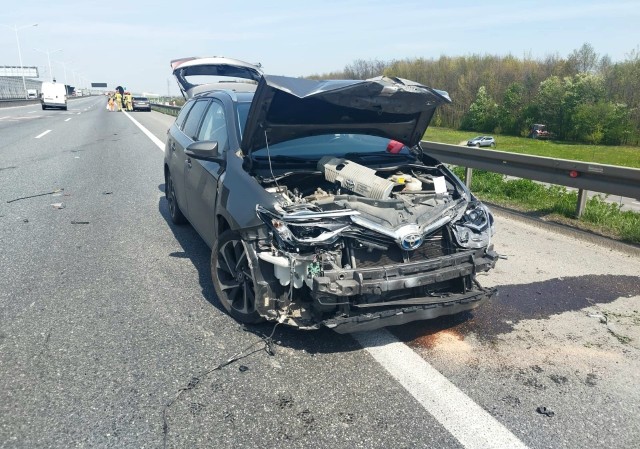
[424,127,640,168]
[452,168,640,245]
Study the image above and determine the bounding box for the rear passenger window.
[174,101,195,130]
[197,101,228,151]
[181,100,209,139]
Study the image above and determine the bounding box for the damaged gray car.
[164,57,498,333]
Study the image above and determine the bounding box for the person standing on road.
[124,92,133,111]
[115,91,123,111]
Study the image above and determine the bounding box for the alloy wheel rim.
[216,239,256,315]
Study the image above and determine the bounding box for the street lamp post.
[1,23,38,99]
[55,60,72,85]
[34,48,62,82]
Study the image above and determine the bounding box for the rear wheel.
[166,171,187,224]
[211,230,263,323]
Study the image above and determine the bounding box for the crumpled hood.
[241,75,451,154]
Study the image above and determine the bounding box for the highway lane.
[1,104,639,448]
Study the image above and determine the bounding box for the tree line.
[308,44,640,145]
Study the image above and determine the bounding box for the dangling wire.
[264,129,281,193]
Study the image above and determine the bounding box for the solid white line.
[122,111,165,151]
[354,329,529,449]
[65,118,71,122]
[35,130,52,139]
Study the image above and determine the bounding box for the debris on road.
[50,203,65,209]
[162,324,280,448]
[70,221,90,225]
[536,406,555,417]
[6,188,64,203]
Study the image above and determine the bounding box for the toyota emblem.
[400,233,423,250]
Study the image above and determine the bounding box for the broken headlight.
[451,201,495,249]
[257,206,351,247]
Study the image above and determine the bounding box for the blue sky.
[1,0,639,95]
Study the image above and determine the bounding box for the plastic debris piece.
[238,365,249,372]
[536,406,555,417]
[51,203,65,209]
[7,188,64,204]
[23,218,29,223]
[102,191,113,195]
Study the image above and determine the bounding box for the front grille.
[350,228,453,269]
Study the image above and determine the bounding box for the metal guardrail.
[150,103,181,116]
[420,140,640,216]
[147,103,639,217]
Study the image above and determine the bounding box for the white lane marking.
[65,118,72,122]
[35,130,52,139]
[28,111,37,114]
[122,111,165,151]
[354,329,529,449]
[77,112,81,115]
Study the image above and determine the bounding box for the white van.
[41,82,67,110]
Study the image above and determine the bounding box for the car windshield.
[133,97,148,101]
[252,134,412,159]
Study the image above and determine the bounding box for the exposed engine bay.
[250,154,498,332]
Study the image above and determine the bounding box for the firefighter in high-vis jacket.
[124,92,133,111]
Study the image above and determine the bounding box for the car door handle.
[185,157,192,169]
[170,142,175,153]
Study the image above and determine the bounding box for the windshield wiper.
[343,151,416,162]
[252,155,317,165]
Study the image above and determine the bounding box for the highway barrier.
[148,103,640,218]
[421,140,640,217]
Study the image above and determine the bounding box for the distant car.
[163,56,498,333]
[467,136,496,148]
[132,96,151,111]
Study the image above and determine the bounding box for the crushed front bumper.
[322,287,496,333]
[312,248,498,333]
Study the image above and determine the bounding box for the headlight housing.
[257,206,351,248]
[451,201,495,249]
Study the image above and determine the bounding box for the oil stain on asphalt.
[394,274,640,344]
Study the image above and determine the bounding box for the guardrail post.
[464,167,473,188]
[576,189,588,218]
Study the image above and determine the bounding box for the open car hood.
[241,75,451,154]
[171,56,263,98]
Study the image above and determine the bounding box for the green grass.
[451,168,640,245]
[424,127,640,168]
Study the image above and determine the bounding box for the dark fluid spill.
[395,274,640,345]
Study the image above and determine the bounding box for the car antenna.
[263,130,281,193]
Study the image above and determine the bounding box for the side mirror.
[184,140,223,163]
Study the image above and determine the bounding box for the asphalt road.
[1,99,639,449]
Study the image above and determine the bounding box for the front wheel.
[166,171,187,224]
[475,143,480,148]
[211,230,263,324]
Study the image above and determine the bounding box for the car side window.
[181,100,210,140]
[174,101,195,130]
[196,101,228,151]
